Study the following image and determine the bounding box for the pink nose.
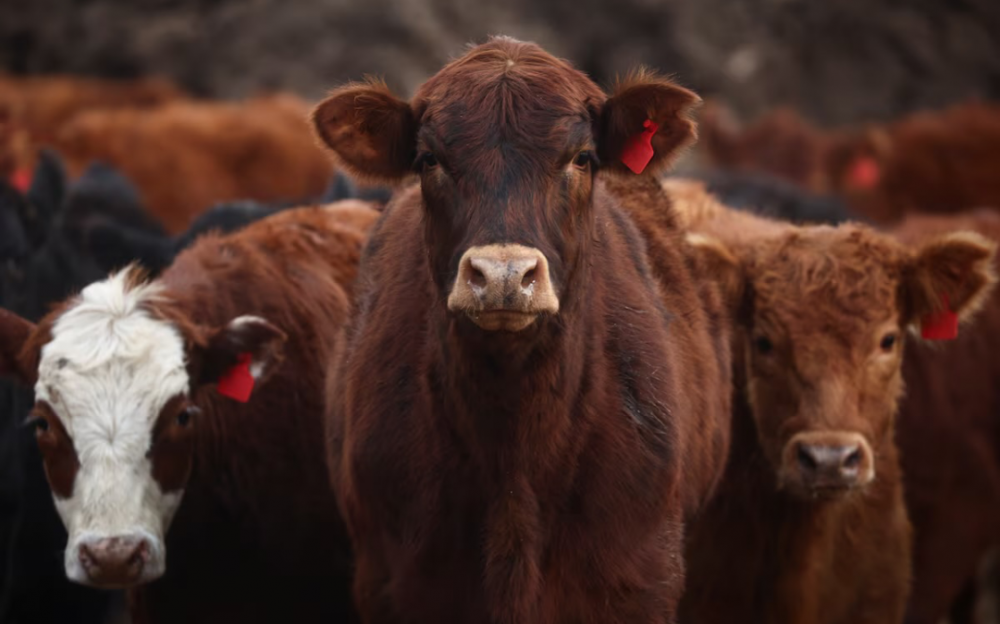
[78,535,151,588]
[447,244,559,331]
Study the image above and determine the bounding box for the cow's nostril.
[521,267,537,288]
[469,266,487,289]
[79,545,95,570]
[843,448,862,469]
[797,445,818,471]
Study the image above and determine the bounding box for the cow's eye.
[418,152,439,171]
[879,332,897,352]
[755,336,773,355]
[32,417,50,434]
[177,406,199,427]
[573,150,594,169]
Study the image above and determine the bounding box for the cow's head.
[691,225,996,498]
[0,267,285,588]
[312,37,698,335]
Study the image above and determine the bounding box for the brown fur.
[672,185,997,624]
[52,94,335,233]
[888,210,1000,624]
[1,202,379,623]
[0,73,186,178]
[317,38,729,624]
[698,99,1000,224]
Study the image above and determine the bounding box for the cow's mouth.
[465,310,539,332]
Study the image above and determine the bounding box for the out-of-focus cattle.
[671,169,859,225]
[0,201,379,623]
[50,93,336,233]
[86,172,391,275]
[0,74,186,144]
[316,37,731,623]
[0,74,187,182]
[667,179,997,624]
[886,209,1000,624]
[698,99,1000,225]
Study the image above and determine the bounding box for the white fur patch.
[34,270,189,583]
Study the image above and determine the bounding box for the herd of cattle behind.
[0,36,998,624]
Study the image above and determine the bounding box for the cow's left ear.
[0,308,37,385]
[194,316,287,399]
[597,69,701,176]
[902,232,998,335]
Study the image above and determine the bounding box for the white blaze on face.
[34,271,189,585]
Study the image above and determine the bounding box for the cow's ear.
[902,232,997,335]
[685,233,746,317]
[194,316,287,399]
[0,308,37,384]
[597,69,701,176]
[311,79,418,183]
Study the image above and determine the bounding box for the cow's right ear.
[685,233,746,316]
[311,80,418,183]
[193,316,287,402]
[0,308,37,384]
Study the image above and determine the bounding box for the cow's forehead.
[34,271,189,431]
[750,227,905,332]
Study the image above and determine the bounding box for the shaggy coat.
[667,180,997,624]
[316,38,731,623]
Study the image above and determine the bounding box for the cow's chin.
[777,473,868,502]
[465,310,539,332]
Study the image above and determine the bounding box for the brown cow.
[887,209,1000,624]
[666,179,997,624]
[313,37,731,623]
[0,201,379,623]
[0,74,186,182]
[698,99,1000,225]
[51,94,336,233]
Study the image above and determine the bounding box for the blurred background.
[2,0,999,125]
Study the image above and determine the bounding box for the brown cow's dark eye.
[573,151,594,169]
[32,418,50,433]
[755,336,773,355]
[418,152,439,170]
[880,333,897,352]
[177,406,199,427]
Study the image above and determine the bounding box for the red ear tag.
[217,352,255,402]
[10,168,31,193]
[921,294,958,341]
[846,156,880,190]
[621,119,659,175]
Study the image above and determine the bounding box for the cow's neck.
[435,262,596,479]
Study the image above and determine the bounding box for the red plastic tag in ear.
[846,156,880,190]
[10,168,31,193]
[217,352,255,402]
[621,119,659,174]
[921,294,958,341]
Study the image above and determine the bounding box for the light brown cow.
[51,94,335,232]
[665,179,997,624]
[0,201,378,623]
[0,73,186,182]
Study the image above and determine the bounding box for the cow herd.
[0,36,999,624]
